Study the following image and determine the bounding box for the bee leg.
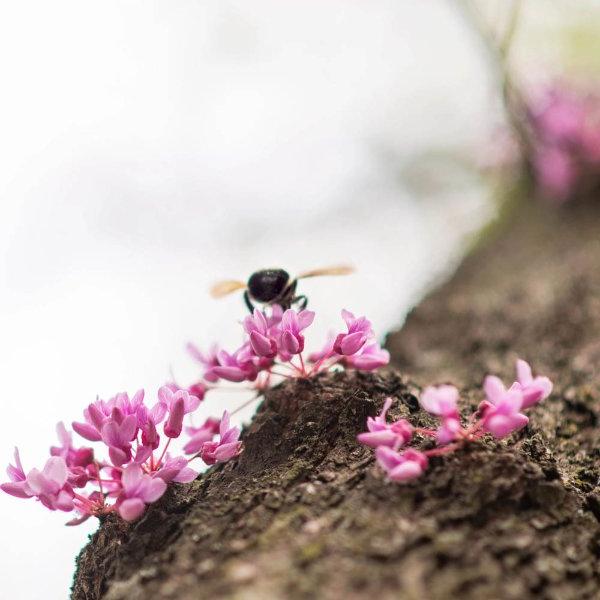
[292,295,308,310]
[244,290,255,313]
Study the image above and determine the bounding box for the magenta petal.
[87,404,106,431]
[72,421,102,442]
[485,413,528,438]
[250,331,276,357]
[173,467,197,484]
[121,415,138,442]
[183,436,208,455]
[388,461,423,482]
[121,464,143,490]
[484,375,506,404]
[55,490,74,512]
[184,394,201,413]
[212,366,247,383]
[375,446,402,471]
[150,402,167,425]
[134,445,153,464]
[143,478,167,503]
[43,457,68,487]
[340,331,366,355]
[1,482,32,498]
[164,397,185,438]
[119,498,145,522]
[297,310,315,330]
[66,513,92,526]
[357,430,399,448]
[102,422,122,448]
[109,446,128,466]
[214,442,241,462]
[281,331,300,355]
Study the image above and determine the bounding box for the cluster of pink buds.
[186,306,389,389]
[526,85,600,202]
[1,387,241,524]
[3,304,389,525]
[359,359,552,483]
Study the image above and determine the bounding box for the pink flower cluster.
[2,387,241,524]
[3,305,389,525]
[187,307,389,387]
[527,85,600,202]
[358,359,552,483]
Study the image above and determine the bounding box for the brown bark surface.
[72,201,600,599]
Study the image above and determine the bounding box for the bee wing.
[210,280,247,298]
[297,265,355,279]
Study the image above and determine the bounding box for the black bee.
[211,265,354,313]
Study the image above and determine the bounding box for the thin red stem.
[424,443,462,458]
[155,438,172,469]
[73,492,97,509]
[414,427,437,437]
[299,353,307,376]
[94,461,105,498]
[231,393,261,416]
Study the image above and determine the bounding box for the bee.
[210,265,354,313]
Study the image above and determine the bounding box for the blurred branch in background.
[457,0,600,206]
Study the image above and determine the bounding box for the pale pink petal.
[173,467,197,484]
[142,478,167,503]
[516,359,533,385]
[297,310,315,330]
[119,498,146,522]
[1,482,32,498]
[43,457,68,487]
[388,461,423,482]
[484,375,506,404]
[72,421,102,442]
[375,446,402,471]
[121,464,143,491]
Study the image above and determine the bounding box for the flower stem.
[155,438,172,469]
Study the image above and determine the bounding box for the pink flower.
[375,447,428,483]
[419,384,462,444]
[533,88,586,145]
[50,422,94,470]
[183,417,220,455]
[279,309,315,355]
[116,464,167,522]
[153,456,197,484]
[25,456,74,511]
[101,408,138,466]
[333,309,373,356]
[72,398,113,442]
[533,147,577,202]
[151,386,201,424]
[1,447,30,499]
[210,345,259,383]
[72,390,145,442]
[512,359,553,409]
[163,397,185,439]
[244,309,278,358]
[200,411,242,465]
[187,342,220,383]
[481,376,528,438]
[357,398,413,449]
[344,342,389,371]
[187,381,207,401]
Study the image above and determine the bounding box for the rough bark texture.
[72,201,600,599]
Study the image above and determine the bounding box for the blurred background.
[1,1,599,597]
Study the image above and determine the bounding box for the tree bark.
[72,201,600,600]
